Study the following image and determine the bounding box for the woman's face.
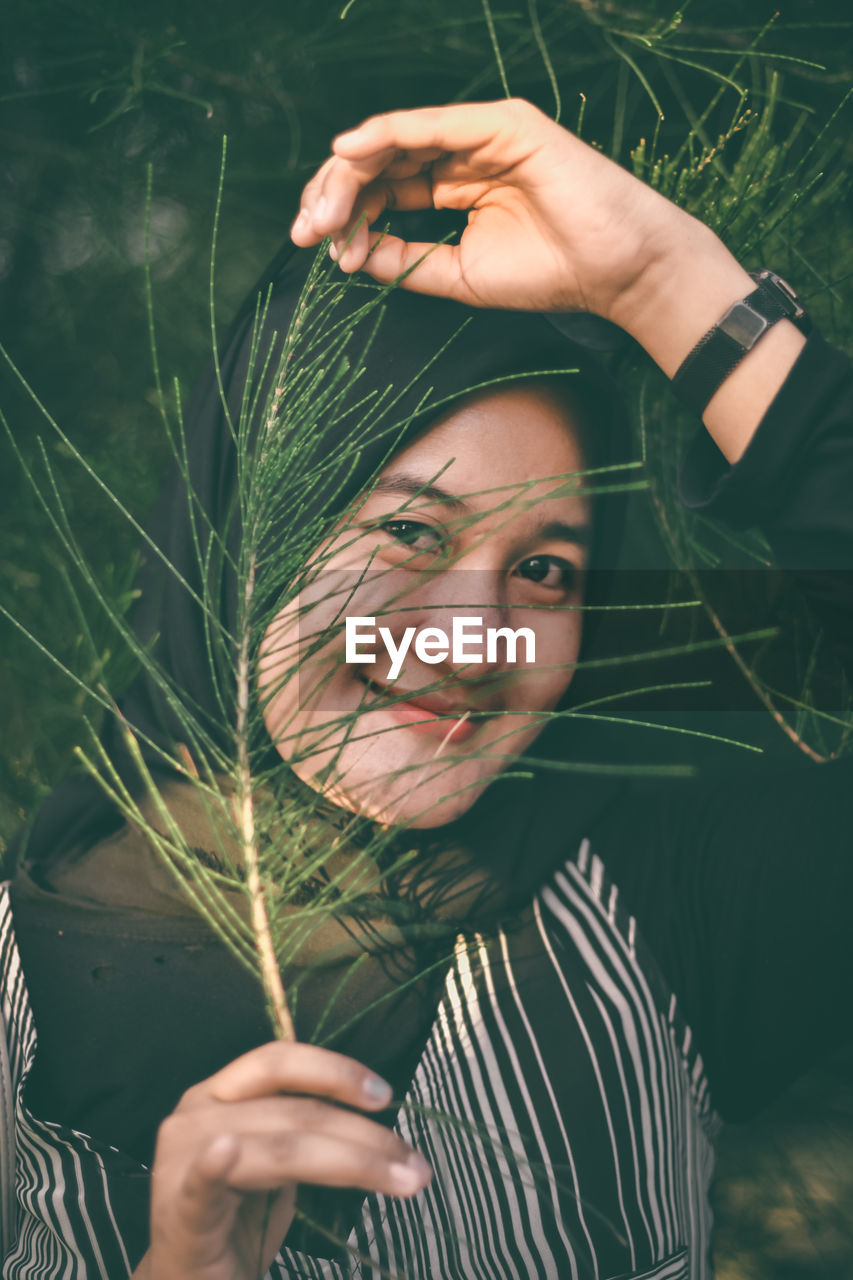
[258,384,590,827]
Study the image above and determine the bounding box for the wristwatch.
[671,269,811,417]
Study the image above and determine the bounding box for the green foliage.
[2,1,853,1272]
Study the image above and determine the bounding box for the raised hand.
[290,98,697,328]
[292,98,806,464]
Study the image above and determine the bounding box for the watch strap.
[671,270,809,417]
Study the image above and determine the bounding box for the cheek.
[257,608,302,740]
[259,607,297,681]
[260,573,358,691]
[511,612,582,710]
[257,586,371,756]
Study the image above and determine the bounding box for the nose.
[387,565,514,681]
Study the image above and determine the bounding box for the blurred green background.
[1,1,852,1274]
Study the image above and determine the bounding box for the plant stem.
[686,576,829,764]
[645,439,830,764]
[236,549,296,1041]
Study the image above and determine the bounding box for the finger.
[155,1133,241,1239]
[201,1095,424,1164]
[217,1130,432,1198]
[379,148,446,179]
[291,1099,419,1160]
[291,156,340,244]
[161,1095,421,1165]
[292,148,447,247]
[293,99,542,247]
[350,234,469,302]
[332,101,535,163]
[300,149,399,238]
[185,1041,394,1110]
[329,218,371,272]
[330,174,436,272]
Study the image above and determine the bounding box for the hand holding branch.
[132,1042,430,1280]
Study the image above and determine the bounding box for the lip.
[357,675,490,744]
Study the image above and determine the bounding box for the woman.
[2,99,852,1280]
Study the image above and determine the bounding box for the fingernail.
[363,1073,393,1104]
[335,128,360,146]
[389,1153,430,1195]
[328,241,340,262]
[292,209,309,233]
[406,1151,431,1178]
[315,196,328,223]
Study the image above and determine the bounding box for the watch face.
[720,301,769,349]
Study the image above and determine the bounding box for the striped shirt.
[1,838,716,1279]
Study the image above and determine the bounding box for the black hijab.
[13,209,634,889]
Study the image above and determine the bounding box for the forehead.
[388,384,588,498]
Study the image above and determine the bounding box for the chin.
[384,789,483,829]
[292,753,495,830]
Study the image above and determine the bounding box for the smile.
[356,674,489,745]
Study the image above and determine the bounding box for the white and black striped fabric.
[1,840,718,1279]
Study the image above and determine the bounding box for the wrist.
[607,215,754,376]
[606,215,808,464]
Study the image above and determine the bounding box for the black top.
[10,326,853,1170]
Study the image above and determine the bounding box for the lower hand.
[131,1042,430,1280]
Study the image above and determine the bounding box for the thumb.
[172,1134,241,1237]
[359,234,470,301]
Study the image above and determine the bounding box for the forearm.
[677,327,853,673]
[612,206,853,670]
[612,204,853,669]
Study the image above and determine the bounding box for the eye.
[515,555,578,593]
[380,519,442,552]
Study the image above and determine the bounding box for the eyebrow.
[371,473,472,512]
[371,473,590,545]
[528,518,591,546]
